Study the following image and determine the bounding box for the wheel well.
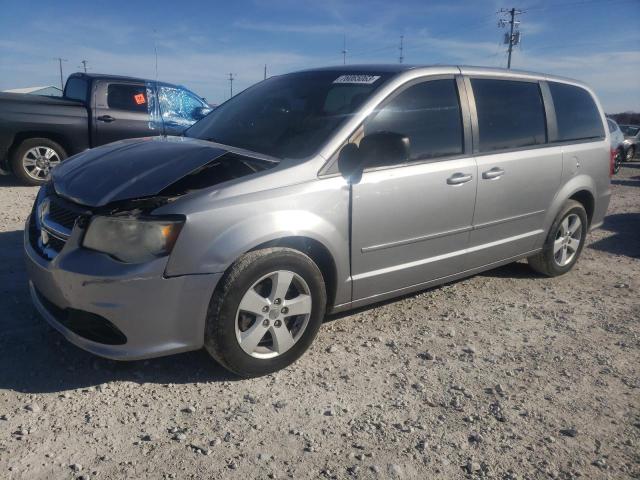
[249,237,338,309]
[569,190,594,226]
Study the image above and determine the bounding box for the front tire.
[528,200,588,277]
[11,138,66,186]
[204,248,327,377]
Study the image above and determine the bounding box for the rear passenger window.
[107,84,148,113]
[471,79,546,152]
[549,82,604,141]
[364,79,463,163]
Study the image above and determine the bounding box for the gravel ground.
[0,163,638,480]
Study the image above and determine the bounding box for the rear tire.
[613,148,623,174]
[11,138,66,186]
[528,200,588,277]
[204,247,327,377]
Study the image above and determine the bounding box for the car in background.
[607,118,625,173]
[619,124,640,162]
[0,73,211,185]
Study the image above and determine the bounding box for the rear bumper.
[24,220,222,360]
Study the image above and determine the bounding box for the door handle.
[482,167,505,179]
[447,172,473,185]
[97,115,115,123]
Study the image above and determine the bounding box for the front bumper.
[24,218,222,360]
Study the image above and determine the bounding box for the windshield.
[185,71,393,159]
[620,125,640,136]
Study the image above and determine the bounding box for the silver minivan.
[25,65,611,376]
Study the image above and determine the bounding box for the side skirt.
[329,248,541,314]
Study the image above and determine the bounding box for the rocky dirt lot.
[0,163,638,480]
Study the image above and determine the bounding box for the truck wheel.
[11,138,66,186]
[527,200,588,277]
[204,247,327,377]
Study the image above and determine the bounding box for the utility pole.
[264,64,267,80]
[79,59,88,73]
[399,35,404,64]
[341,34,347,65]
[54,57,67,90]
[498,8,522,69]
[228,73,235,98]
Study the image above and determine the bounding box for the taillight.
[609,149,616,177]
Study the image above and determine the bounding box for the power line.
[523,0,635,11]
[399,35,404,64]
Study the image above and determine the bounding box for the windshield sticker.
[333,75,381,84]
[134,93,146,105]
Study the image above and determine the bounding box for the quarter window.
[363,79,464,164]
[549,82,604,141]
[107,84,148,113]
[471,79,546,152]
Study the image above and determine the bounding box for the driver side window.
[363,78,464,166]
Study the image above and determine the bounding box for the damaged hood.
[52,136,228,207]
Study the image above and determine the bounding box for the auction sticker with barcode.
[333,75,381,84]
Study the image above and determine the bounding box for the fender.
[204,209,345,272]
[537,173,596,248]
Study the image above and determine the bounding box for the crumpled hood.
[52,136,227,207]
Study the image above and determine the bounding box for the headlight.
[83,216,184,263]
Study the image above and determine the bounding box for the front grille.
[29,192,90,260]
[47,235,66,252]
[48,195,84,230]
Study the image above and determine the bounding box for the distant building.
[3,86,63,97]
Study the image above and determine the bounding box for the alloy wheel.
[553,213,582,267]
[22,146,61,181]
[614,151,622,173]
[235,270,312,359]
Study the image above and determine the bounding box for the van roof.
[298,64,585,88]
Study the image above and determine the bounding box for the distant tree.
[608,112,640,125]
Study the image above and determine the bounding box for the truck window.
[549,82,604,141]
[64,77,88,102]
[158,86,206,126]
[471,78,546,152]
[107,84,148,113]
[363,78,464,164]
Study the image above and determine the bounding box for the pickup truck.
[0,72,211,185]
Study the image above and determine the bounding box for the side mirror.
[338,143,364,182]
[193,106,212,120]
[359,131,410,168]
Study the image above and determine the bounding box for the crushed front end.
[24,184,220,360]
